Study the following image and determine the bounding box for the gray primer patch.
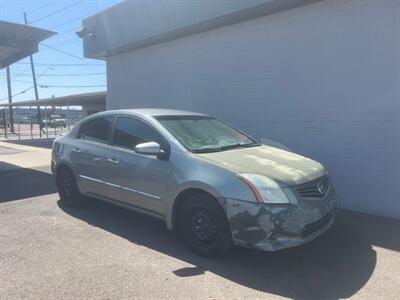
[224,201,275,245]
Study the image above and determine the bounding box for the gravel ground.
[0,141,399,299]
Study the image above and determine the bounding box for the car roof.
[94,108,209,118]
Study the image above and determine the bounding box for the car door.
[103,115,170,217]
[72,115,115,198]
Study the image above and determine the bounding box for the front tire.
[177,193,232,257]
[56,167,84,207]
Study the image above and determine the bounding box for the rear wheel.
[56,167,84,207]
[177,193,232,257]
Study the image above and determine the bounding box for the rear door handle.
[72,148,81,153]
[107,158,119,165]
[93,157,102,163]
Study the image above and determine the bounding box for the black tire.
[56,167,85,207]
[177,193,232,257]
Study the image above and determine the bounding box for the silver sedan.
[52,109,336,257]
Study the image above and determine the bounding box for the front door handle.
[107,158,119,165]
[72,148,81,153]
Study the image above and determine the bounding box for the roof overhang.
[81,0,321,59]
[0,91,106,107]
[0,21,55,69]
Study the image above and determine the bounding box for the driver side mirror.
[134,141,167,159]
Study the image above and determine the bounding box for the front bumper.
[221,186,336,251]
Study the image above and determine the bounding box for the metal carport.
[0,91,106,140]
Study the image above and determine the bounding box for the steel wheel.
[57,167,84,207]
[178,193,232,257]
[188,206,218,248]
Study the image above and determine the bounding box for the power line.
[26,1,55,15]
[46,38,80,47]
[40,43,85,60]
[48,12,93,30]
[17,72,105,77]
[29,0,85,24]
[13,79,33,84]
[56,27,81,37]
[0,68,31,85]
[39,84,106,88]
[0,86,35,102]
[0,68,52,102]
[16,62,103,66]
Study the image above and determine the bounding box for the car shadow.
[0,162,57,203]
[2,138,55,149]
[58,199,380,299]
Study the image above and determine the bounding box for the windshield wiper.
[192,146,222,153]
[219,142,260,151]
[192,142,260,153]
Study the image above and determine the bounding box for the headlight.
[237,173,289,204]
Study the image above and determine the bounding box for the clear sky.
[0,0,122,104]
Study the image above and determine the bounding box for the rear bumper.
[221,187,336,251]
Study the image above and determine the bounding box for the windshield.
[156,115,259,153]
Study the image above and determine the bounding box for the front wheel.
[177,193,232,257]
[56,167,85,207]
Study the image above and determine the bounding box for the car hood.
[196,145,325,186]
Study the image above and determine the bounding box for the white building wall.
[107,0,400,219]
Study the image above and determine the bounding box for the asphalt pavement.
[0,140,399,299]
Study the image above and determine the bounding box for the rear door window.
[79,116,114,143]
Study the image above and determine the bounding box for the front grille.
[295,175,329,199]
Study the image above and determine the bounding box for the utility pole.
[24,12,42,137]
[6,66,14,133]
